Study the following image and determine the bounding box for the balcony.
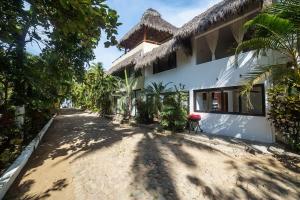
[111,42,159,67]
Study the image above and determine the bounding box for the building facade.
[108,0,280,143]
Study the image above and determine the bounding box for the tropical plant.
[118,69,137,119]
[235,0,300,149]
[0,0,121,172]
[268,86,300,151]
[135,95,154,124]
[146,82,172,119]
[160,84,188,132]
[0,0,120,105]
[71,63,118,114]
[235,0,300,94]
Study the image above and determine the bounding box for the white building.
[108,0,280,143]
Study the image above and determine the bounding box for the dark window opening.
[153,53,176,74]
[215,26,237,59]
[196,36,212,64]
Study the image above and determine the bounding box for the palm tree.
[235,0,300,149]
[235,0,300,95]
[117,68,137,119]
[146,82,172,119]
[71,62,118,113]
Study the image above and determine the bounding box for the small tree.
[160,84,188,132]
[71,63,118,114]
[135,93,154,124]
[235,0,300,150]
[116,69,137,119]
[146,82,171,119]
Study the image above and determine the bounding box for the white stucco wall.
[144,39,282,143]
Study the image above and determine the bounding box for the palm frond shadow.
[130,132,230,200]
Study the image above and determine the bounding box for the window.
[153,53,176,74]
[134,69,142,78]
[240,86,264,115]
[194,85,265,116]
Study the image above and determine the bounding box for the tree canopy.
[0,0,121,106]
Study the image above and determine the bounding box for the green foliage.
[71,63,118,114]
[145,82,171,118]
[117,70,137,119]
[0,0,120,105]
[0,0,120,170]
[135,95,154,124]
[160,84,188,132]
[268,85,300,151]
[235,0,300,150]
[0,108,22,171]
[235,0,300,95]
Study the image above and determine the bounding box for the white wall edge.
[0,114,56,199]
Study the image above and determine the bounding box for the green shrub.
[135,98,154,124]
[268,85,300,151]
[160,85,188,132]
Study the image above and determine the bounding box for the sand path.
[6,110,300,200]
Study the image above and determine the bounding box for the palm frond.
[267,0,300,26]
[244,13,295,36]
[240,63,287,96]
[235,37,283,68]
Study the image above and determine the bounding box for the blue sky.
[27,0,220,70]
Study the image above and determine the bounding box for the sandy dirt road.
[6,110,300,200]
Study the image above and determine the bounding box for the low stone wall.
[0,115,56,199]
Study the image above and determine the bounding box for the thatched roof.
[175,0,263,41]
[134,0,263,70]
[108,50,142,74]
[109,0,264,72]
[119,8,178,48]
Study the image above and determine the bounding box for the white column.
[205,30,219,60]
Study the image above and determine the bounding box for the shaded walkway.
[6,110,300,199]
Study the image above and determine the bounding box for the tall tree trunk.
[4,80,8,107]
[13,24,30,106]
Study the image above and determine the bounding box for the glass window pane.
[194,85,264,115]
[195,92,209,112]
[223,89,240,113]
[241,85,263,115]
[211,91,222,112]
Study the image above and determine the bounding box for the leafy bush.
[135,97,154,124]
[268,86,300,151]
[0,108,23,172]
[145,82,171,119]
[160,85,188,132]
[0,106,52,172]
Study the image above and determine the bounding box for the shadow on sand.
[6,109,300,200]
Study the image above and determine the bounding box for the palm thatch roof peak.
[119,8,178,48]
[143,8,161,18]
